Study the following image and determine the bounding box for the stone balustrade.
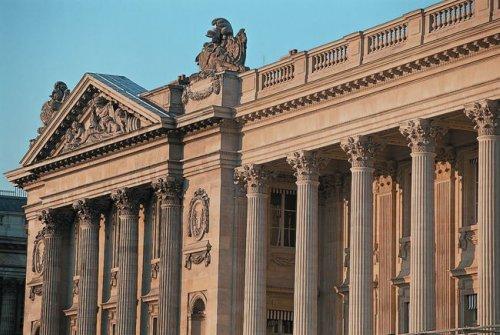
[240,0,496,103]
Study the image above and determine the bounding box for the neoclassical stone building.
[6,1,500,334]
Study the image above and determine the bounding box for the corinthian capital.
[38,209,60,237]
[110,187,140,214]
[72,199,100,225]
[287,150,327,182]
[399,119,447,153]
[152,176,183,206]
[234,164,270,194]
[464,99,499,136]
[340,135,381,168]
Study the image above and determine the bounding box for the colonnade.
[37,177,183,335]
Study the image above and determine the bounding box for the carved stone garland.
[188,188,210,240]
[181,74,221,105]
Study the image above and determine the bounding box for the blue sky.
[0,0,437,190]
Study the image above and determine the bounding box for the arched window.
[189,296,207,335]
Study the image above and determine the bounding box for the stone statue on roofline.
[38,81,70,134]
[195,18,248,77]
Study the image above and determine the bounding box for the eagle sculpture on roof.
[195,18,248,75]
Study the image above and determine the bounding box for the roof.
[87,73,171,118]
[0,196,27,213]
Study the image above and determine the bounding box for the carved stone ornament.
[62,94,141,153]
[29,284,43,301]
[340,135,381,168]
[458,229,475,251]
[195,18,248,75]
[464,99,499,136]
[110,187,139,214]
[287,150,328,182]
[185,241,212,270]
[181,73,221,105]
[271,252,295,267]
[234,164,271,194]
[38,209,60,238]
[37,81,71,136]
[399,118,447,153]
[151,260,159,279]
[32,229,45,275]
[188,189,210,240]
[152,176,184,206]
[72,198,100,226]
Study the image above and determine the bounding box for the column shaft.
[40,210,62,335]
[477,135,500,325]
[73,199,100,335]
[112,189,139,335]
[348,167,374,335]
[341,135,380,335]
[243,192,268,335]
[400,118,444,332]
[155,177,183,334]
[409,152,436,331]
[236,164,269,335]
[294,179,319,335]
[465,100,500,327]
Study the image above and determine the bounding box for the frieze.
[188,189,210,241]
[270,252,295,267]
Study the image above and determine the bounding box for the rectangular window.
[152,316,158,335]
[464,293,478,326]
[270,190,296,247]
[267,310,293,335]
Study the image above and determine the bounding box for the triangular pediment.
[22,73,175,166]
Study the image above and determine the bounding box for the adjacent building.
[5,0,500,334]
[0,189,27,335]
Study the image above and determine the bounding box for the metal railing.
[0,188,27,198]
[399,325,500,334]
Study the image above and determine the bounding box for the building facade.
[0,189,27,335]
[5,1,500,334]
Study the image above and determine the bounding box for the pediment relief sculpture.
[61,93,142,153]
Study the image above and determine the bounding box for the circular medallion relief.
[188,189,209,240]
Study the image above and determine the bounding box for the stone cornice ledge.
[175,105,234,135]
[235,31,499,125]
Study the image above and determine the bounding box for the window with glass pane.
[464,293,477,326]
[270,190,296,247]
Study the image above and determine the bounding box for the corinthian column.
[340,136,380,335]
[235,164,269,335]
[39,209,63,335]
[153,176,183,334]
[400,119,446,332]
[465,100,500,326]
[0,278,18,335]
[287,150,326,335]
[111,188,140,335]
[73,199,100,335]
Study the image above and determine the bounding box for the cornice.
[235,32,499,125]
